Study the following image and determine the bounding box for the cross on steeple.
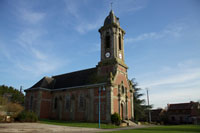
[110,2,113,10]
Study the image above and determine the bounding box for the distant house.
[167,101,200,124]
[151,108,164,123]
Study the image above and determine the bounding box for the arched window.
[54,97,57,109]
[105,35,110,49]
[79,95,85,110]
[30,96,33,110]
[119,34,122,50]
[122,86,125,94]
[66,96,70,111]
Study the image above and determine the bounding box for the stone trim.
[25,83,107,92]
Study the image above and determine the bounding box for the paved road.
[0,123,151,133]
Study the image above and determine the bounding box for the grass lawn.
[39,119,119,129]
[107,125,200,133]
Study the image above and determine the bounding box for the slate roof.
[104,10,120,26]
[168,102,198,110]
[31,76,55,89]
[29,67,98,90]
[167,101,200,116]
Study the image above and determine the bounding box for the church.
[25,10,134,123]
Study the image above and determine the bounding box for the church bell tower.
[97,10,133,121]
[98,10,127,67]
[97,10,128,76]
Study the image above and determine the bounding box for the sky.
[0,0,200,109]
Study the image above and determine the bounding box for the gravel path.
[0,123,152,133]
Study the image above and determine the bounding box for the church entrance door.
[120,103,124,120]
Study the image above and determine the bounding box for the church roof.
[28,67,98,90]
[167,101,199,110]
[30,76,55,89]
[104,10,120,26]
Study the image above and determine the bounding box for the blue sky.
[0,0,200,108]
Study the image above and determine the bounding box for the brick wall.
[36,87,108,122]
[111,64,133,120]
[25,64,133,122]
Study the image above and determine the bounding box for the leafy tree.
[131,79,152,122]
[0,96,8,105]
[0,85,24,104]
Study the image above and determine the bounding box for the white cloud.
[20,9,46,24]
[147,87,200,108]
[64,0,80,19]
[17,29,45,47]
[115,0,147,14]
[126,32,158,43]
[4,3,63,77]
[137,60,200,108]
[75,18,103,34]
[125,23,186,43]
[126,5,145,12]
[13,27,62,77]
[141,68,200,88]
[16,57,62,77]
[62,0,147,34]
[0,41,11,59]
[15,48,63,77]
[63,0,105,34]
[140,60,200,88]
[1,38,61,77]
[31,48,47,60]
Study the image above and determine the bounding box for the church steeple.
[98,10,126,67]
[104,10,120,26]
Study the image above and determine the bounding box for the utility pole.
[146,88,151,123]
[20,86,23,93]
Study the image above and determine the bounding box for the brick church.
[25,10,134,123]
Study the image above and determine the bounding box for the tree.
[0,96,8,105]
[0,85,24,104]
[131,79,152,122]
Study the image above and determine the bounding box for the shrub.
[0,115,5,122]
[111,113,121,125]
[5,103,24,118]
[16,111,38,122]
[0,96,8,105]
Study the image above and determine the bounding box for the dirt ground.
[0,123,149,133]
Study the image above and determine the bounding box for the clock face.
[119,53,122,59]
[105,52,110,58]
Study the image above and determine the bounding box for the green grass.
[39,119,119,129]
[38,119,200,132]
[107,125,200,133]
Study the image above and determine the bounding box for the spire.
[103,9,120,26]
[110,10,114,15]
